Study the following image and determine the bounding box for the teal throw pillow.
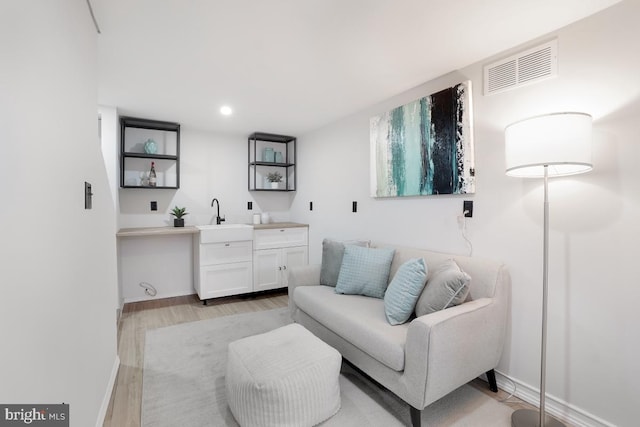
[384,258,428,325]
[415,259,471,316]
[335,246,395,299]
[320,238,370,286]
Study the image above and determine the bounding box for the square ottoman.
[226,323,341,427]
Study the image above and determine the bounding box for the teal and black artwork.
[370,81,475,197]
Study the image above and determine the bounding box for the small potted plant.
[170,206,188,227]
[267,171,283,189]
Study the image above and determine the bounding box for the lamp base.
[512,409,565,427]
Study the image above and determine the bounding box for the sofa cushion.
[294,285,408,371]
[384,258,428,325]
[320,238,369,287]
[415,259,471,316]
[335,246,395,298]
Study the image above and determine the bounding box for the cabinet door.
[197,262,252,299]
[282,246,309,286]
[253,249,282,292]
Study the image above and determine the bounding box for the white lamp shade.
[505,112,593,178]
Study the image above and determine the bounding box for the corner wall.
[0,2,119,426]
[290,2,639,425]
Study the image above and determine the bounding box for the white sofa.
[288,244,510,427]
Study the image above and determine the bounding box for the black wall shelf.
[120,116,180,189]
[248,132,296,192]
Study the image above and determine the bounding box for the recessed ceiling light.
[220,105,233,116]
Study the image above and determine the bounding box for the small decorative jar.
[263,147,275,162]
[144,138,158,154]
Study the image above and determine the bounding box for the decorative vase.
[144,138,158,154]
[270,182,279,189]
[174,218,184,227]
[263,147,275,162]
[139,171,149,186]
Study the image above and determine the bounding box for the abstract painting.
[370,81,475,197]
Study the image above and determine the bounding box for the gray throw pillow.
[320,238,369,286]
[415,259,471,316]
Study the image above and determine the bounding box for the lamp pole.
[540,165,550,427]
[512,165,564,427]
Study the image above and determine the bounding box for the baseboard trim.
[124,290,193,303]
[96,356,120,427]
[494,370,615,427]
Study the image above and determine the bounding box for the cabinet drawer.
[254,227,308,250]
[199,241,252,266]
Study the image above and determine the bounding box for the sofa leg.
[410,406,421,427]
[486,369,498,393]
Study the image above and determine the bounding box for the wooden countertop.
[253,222,308,230]
[116,222,308,237]
[116,226,199,237]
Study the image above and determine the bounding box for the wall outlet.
[150,201,157,211]
[352,201,358,213]
[309,201,313,211]
[463,200,473,217]
[247,201,253,210]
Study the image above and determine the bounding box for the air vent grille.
[484,39,558,95]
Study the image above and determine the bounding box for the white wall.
[0,1,119,426]
[290,2,639,426]
[99,105,120,226]
[118,234,194,302]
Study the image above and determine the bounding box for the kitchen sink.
[196,224,253,243]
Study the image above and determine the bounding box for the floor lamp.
[505,112,593,427]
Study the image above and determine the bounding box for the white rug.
[142,308,513,426]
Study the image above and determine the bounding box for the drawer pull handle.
[278,266,282,270]
[283,266,287,270]
[280,229,285,232]
[225,243,230,247]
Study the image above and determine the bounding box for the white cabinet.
[253,227,308,291]
[194,240,253,301]
[193,224,308,302]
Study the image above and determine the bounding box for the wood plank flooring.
[103,291,535,426]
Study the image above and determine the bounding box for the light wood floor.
[103,291,535,427]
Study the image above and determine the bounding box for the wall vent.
[484,39,558,95]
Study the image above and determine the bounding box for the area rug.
[142,308,513,426]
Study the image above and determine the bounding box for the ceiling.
[93,0,620,136]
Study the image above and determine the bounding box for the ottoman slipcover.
[226,323,341,427]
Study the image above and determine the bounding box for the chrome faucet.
[210,198,225,225]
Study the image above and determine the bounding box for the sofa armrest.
[287,264,321,317]
[403,297,506,408]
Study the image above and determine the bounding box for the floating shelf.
[120,116,181,189]
[248,132,296,192]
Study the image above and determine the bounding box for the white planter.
[270,182,280,189]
